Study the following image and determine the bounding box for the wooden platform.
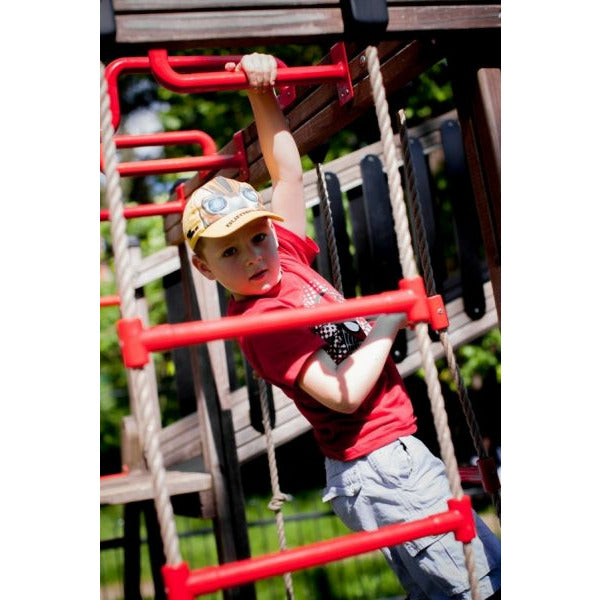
[110,1,500,47]
[100,469,213,506]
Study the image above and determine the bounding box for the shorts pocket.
[322,468,363,531]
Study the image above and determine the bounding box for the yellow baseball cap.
[182,176,284,251]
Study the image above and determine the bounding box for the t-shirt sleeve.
[241,319,326,389]
[274,223,320,266]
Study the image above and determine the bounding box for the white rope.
[257,378,295,599]
[364,45,480,599]
[100,62,182,567]
[397,108,500,522]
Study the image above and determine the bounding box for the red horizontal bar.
[100,465,130,481]
[120,286,417,368]
[109,130,217,154]
[458,466,481,484]
[100,200,185,222]
[100,129,231,178]
[105,55,295,130]
[162,497,475,598]
[100,295,120,307]
[117,278,448,368]
[147,43,352,105]
[112,153,240,177]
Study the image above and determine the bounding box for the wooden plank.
[134,245,180,288]
[114,0,339,9]
[447,37,500,325]
[114,0,495,10]
[158,412,203,466]
[100,470,213,505]
[116,8,343,46]
[184,244,233,410]
[115,5,500,45]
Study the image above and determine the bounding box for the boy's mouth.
[249,268,268,281]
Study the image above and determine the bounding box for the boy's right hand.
[224,53,278,91]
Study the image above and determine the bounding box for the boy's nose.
[244,244,262,265]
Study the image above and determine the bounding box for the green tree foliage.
[438,328,501,392]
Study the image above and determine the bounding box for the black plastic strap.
[340,0,389,43]
[440,120,486,321]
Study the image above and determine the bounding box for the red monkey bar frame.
[118,277,448,368]
[148,42,353,106]
[100,295,121,307]
[162,496,475,598]
[100,129,248,179]
[100,129,217,177]
[105,54,296,130]
[101,181,190,222]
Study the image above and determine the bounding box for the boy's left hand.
[224,53,278,91]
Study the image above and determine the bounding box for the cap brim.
[199,209,284,239]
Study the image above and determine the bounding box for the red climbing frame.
[147,42,353,106]
[118,276,448,368]
[162,496,475,598]
[105,54,297,130]
[100,131,248,221]
[100,295,121,307]
[100,129,218,177]
[100,129,248,180]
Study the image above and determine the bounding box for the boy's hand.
[224,53,278,91]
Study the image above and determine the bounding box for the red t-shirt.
[228,224,417,461]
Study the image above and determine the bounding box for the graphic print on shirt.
[302,278,371,365]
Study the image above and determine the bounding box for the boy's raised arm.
[225,54,306,239]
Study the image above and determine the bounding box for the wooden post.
[178,243,256,600]
[123,502,142,600]
[445,30,501,326]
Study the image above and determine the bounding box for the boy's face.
[192,217,281,300]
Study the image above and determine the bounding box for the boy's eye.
[222,247,237,258]
[253,233,267,244]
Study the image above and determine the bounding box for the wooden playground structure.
[100,1,500,598]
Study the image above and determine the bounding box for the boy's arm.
[226,54,306,239]
[297,314,408,414]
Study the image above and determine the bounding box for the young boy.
[182,53,501,599]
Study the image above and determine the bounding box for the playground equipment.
[101,2,500,598]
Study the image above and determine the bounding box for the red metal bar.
[147,42,353,106]
[105,131,217,154]
[100,130,218,172]
[100,465,130,481]
[105,55,296,130]
[100,295,121,307]
[477,457,501,494]
[100,129,235,178]
[100,201,185,222]
[458,466,481,484]
[109,153,244,177]
[117,278,448,368]
[101,181,189,222]
[162,497,475,598]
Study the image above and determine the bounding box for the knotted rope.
[397,109,500,521]
[364,45,480,599]
[100,62,182,567]
[257,378,295,599]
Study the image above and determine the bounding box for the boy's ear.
[191,254,216,280]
